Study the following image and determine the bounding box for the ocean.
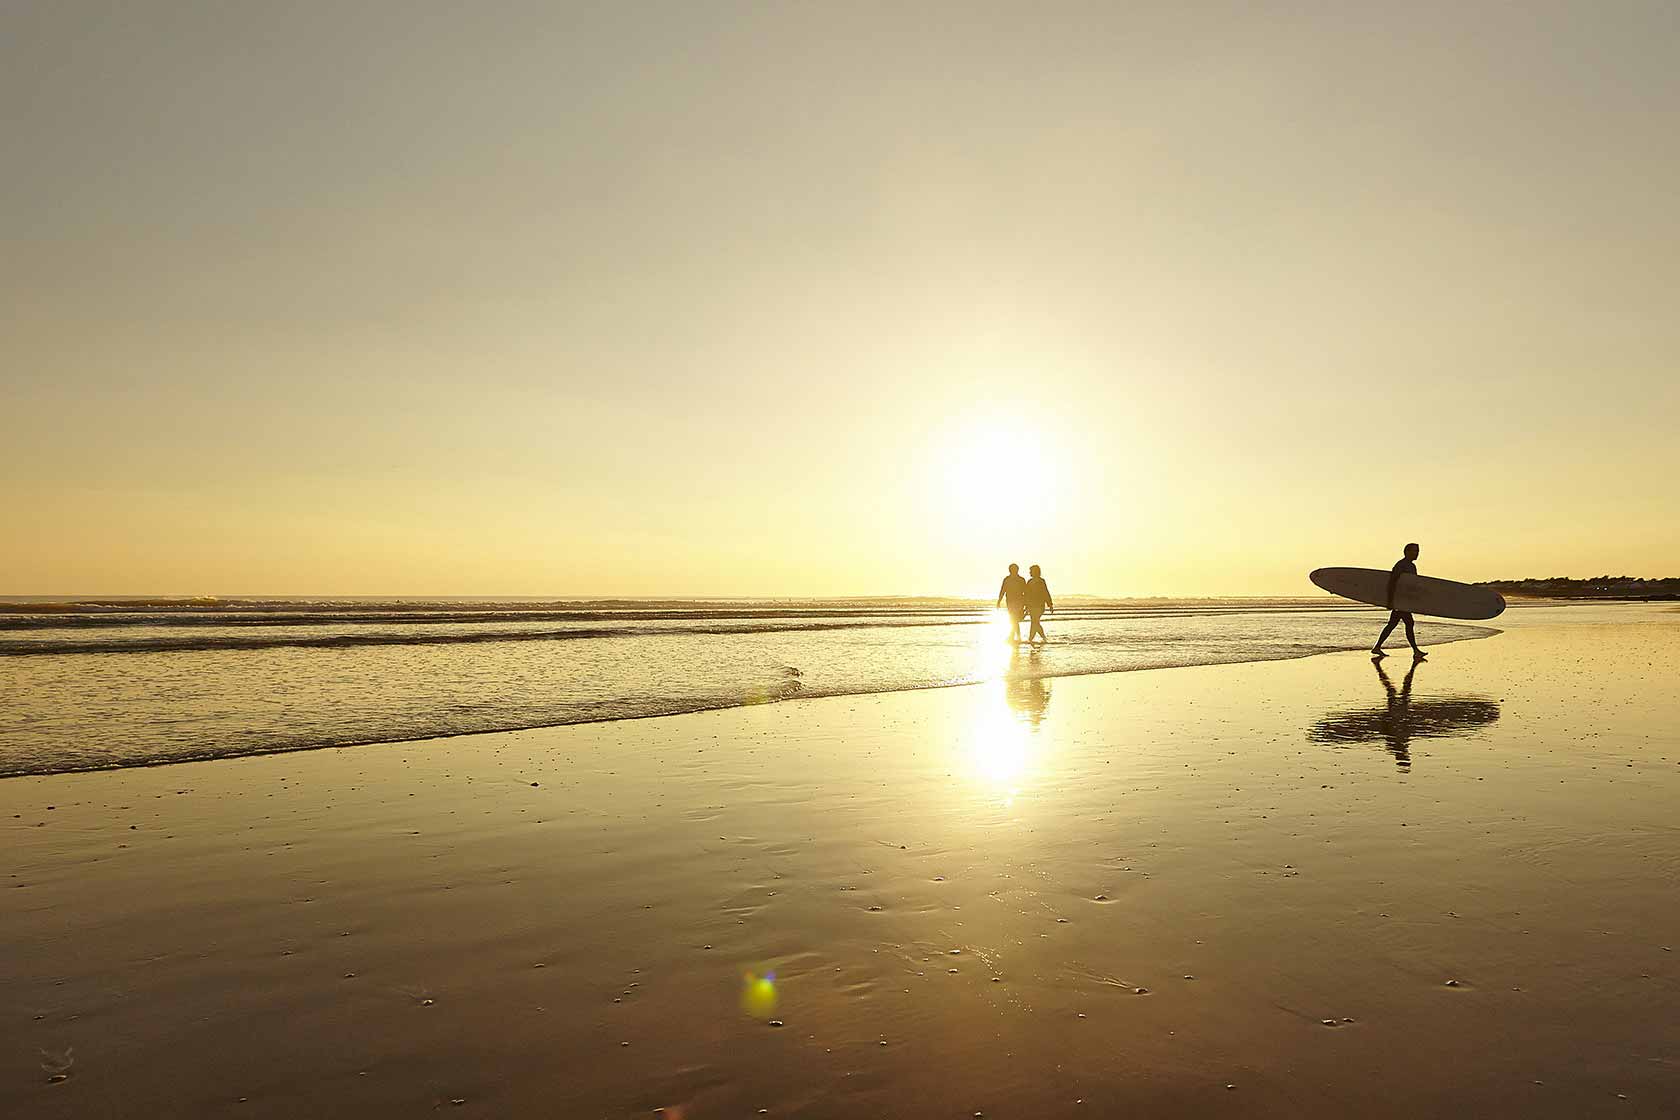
[0,597,1497,776]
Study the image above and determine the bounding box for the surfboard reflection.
[1308,659,1500,769]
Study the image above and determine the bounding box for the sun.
[931,414,1063,545]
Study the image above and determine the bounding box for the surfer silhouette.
[997,563,1028,643]
[1372,543,1426,660]
[1025,564,1054,643]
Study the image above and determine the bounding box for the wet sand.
[4,605,1678,1117]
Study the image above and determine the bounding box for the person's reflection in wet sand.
[1372,658,1419,767]
[1003,646,1051,729]
[1308,658,1501,769]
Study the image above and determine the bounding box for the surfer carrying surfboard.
[1372,543,1426,660]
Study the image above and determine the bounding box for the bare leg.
[1403,613,1425,657]
[1373,611,1402,655]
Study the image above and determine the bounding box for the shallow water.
[0,597,1493,775]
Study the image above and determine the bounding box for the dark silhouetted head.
[1404,542,1420,560]
[1029,564,1042,577]
[1008,563,1019,574]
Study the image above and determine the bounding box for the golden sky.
[5,2,1677,596]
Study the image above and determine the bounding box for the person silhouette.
[1372,542,1426,659]
[996,563,1028,643]
[1025,564,1054,644]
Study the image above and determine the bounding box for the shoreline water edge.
[0,598,1501,777]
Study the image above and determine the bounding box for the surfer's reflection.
[1307,659,1500,769]
[1004,646,1051,729]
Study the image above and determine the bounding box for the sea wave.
[0,599,1496,778]
[0,603,1372,655]
[0,618,978,655]
[0,594,1337,619]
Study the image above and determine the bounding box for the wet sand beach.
[3,606,1677,1117]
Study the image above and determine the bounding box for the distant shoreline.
[1479,577,1680,601]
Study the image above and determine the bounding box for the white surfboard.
[1310,567,1506,620]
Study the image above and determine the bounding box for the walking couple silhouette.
[996,563,1054,644]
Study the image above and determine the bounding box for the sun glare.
[931,415,1064,551]
[961,672,1055,809]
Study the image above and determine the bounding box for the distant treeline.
[1479,577,1680,601]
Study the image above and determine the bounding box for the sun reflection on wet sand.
[963,642,1054,804]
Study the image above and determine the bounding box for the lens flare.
[740,971,778,1019]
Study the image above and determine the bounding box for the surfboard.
[1309,567,1506,620]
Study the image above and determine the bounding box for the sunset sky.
[6,2,1677,597]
